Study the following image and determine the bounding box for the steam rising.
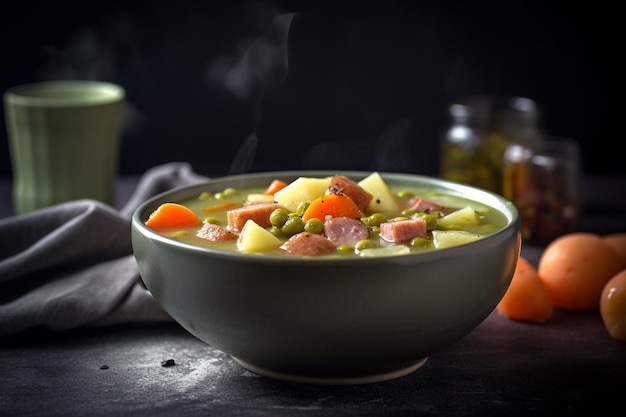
[28,6,427,175]
[206,13,295,99]
[228,133,258,175]
[37,28,116,80]
[34,12,144,140]
[371,118,415,172]
[206,11,295,173]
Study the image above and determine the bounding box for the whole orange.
[497,257,553,322]
[538,232,623,310]
[600,269,626,342]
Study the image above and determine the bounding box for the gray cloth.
[0,162,208,337]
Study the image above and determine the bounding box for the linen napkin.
[0,162,208,337]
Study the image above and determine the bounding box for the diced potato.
[432,230,482,248]
[437,206,479,228]
[359,245,411,257]
[246,193,275,205]
[237,220,283,253]
[274,177,332,212]
[358,172,399,214]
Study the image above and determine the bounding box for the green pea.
[369,225,381,235]
[414,212,439,230]
[336,245,354,254]
[198,192,213,200]
[397,190,413,199]
[223,187,238,196]
[295,202,310,217]
[268,226,282,237]
[270,208,289,227]
[391,216,410,222]
[214,192,225,200]
[401,209,416,216]
[281,217,305,236]
[170,231,188,239]
[410,236,431,248]
[364,213,387,227]
[204,217,219,224]
[304,218,324,234]
[354,240,371,251]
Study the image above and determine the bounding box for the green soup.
[147,174,509,258]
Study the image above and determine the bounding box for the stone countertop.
[1,174,625,416]
[1,294,623,416]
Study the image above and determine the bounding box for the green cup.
[4,80,125,214]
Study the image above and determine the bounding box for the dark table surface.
[1,174,625,416]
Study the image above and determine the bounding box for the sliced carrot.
[145,202,201,231]
[497,257,553,323]
[302,194,362,223]
[202,201,239,213]
[263,179,288,196]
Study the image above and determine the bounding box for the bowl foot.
[231,357,429,385]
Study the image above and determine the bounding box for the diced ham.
[379,218,427,243]
[323,217,369,247]
[326,175,373,212]
[404,197,444,213]
[226,203,279,233]
[196,222,238,242]
[281,232,336,256]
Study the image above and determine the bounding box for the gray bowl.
[131,171,521,384]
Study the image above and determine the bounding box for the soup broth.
[146,173,509,257]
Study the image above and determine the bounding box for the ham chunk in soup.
[380,218,427,243]
[404,197,444,213]
[326,175,373,213]
[197,222,238,242]
[227,203,279,233]
[323,217,369,247]
[281,232,336,256]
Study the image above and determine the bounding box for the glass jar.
[502,137,583,246]
[440,96,543,194]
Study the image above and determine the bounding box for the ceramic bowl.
[131,171,521,384]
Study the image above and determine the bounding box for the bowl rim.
[131,170,520,265]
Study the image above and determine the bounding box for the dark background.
[1,0,623,178]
